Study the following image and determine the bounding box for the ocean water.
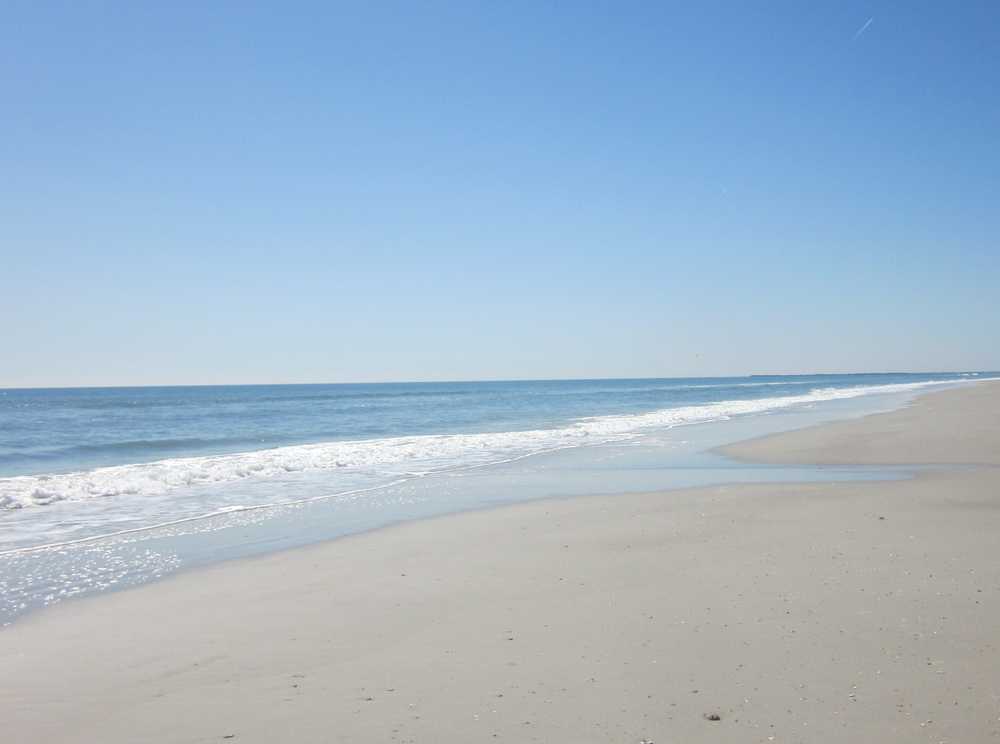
[0,373,989,622]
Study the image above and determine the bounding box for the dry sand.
[1,381,998,743]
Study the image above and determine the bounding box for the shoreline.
[1,379,953,624]
[2,375,962,557]
[1,380,997,743]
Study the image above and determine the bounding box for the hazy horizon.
[2,370,996,392]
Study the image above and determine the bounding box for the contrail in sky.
[852,18,873,42]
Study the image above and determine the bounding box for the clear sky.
[2,1,998,387]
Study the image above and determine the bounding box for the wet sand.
[1,381,997,743]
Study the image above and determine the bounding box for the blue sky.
[2,1,998,386]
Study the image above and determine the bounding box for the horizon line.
[1,371,993,393]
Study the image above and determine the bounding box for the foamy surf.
[0,380,948,515]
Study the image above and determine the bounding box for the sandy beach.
[1,381,997,743]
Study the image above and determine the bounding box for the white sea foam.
[0,381,945,513]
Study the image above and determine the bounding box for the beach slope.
[1,381,998,743]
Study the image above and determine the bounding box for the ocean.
[0,373,988,622]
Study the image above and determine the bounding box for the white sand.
[1,381,998,743]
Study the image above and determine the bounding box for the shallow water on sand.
[0,381,968,625]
